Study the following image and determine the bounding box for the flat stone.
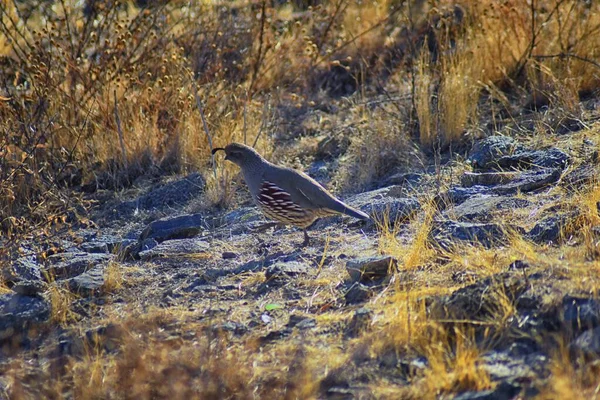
[139,238,210,260]
[527,212,576,244]
[431,220,518,249]
[571,327,600,356]
[11,280,47,296]
[0,294,50,342]
[3,256,43,284]
[44,253,114,280]
[492,168,561,195]
[468,136,524,171]
[449,196,508,222]
[139,213,205,243]
[358,197,420,225]
[461,171,519,187]
[66,266,105,295]
[265,261,310,280]
[495,148,570,171]
[346,256,397,282]
[562,296,600,332]
[345,307,372,337]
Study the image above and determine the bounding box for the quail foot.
[212,143,370,246]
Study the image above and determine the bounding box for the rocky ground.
[1,104,600,398]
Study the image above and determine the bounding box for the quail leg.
[301,229,310,247]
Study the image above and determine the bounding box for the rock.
[212,321,248,335]
[265,261,310,281]
[0,294,50,342]
[139,213,205,243]
[66,266,105,295]
[288,315,317,330]
[562,164,599,190]
[139,238,210,260]
[428,273,527,321]
[468,136,524,171]
[222,251,238,259]
[449,196,511,222]
[116,172,205,216]
[58,323,125,357]
[345,283,378,304]
[346,256,397,282]
[80,241,109,254]
[562,296,600,332]
[468,136,570,172]
[571,327,600,356]
[461,171,519,187]
[3,256,43,284]
[345,307,372,337]
[495,148,570,171]
[527,212,576,244]
[453,381,522,400]
[80,234,122,254]
[439,186,494,207]
[381,172,424,188]
[359,197,420,225]
[431,220,516,249]
[491,168,561,195]
[11,280,47,296]
[45,253,113,280]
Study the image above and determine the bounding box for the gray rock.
[461,171,519,187]
[58,323,125,357]
[563,296,600,331]
[346,307,372,337]
[381,172,424,187]
[453,381,522,400]
[358,197,420,226]
[287,315,317,330]
[449,196,509,222]
[562,164,600,190]
[571,327,600,356]
[116,172,205,215]
[11,280,47,296]
[496,147,570,171]
[345,282,379,304]
[431,220,517,249]
[492,168,561,195]
[139,238,210,260]
[0,294,50,342]
[265,261,310,280]
[139,213,205,243]
[3,256,43,283]
[428,273,527,321]
[439,186,494,206]
[527,212,576,244]
[44,253,113,280]
[80,241,109,253]
[222,251,238,259]
[346,256,397,282]
[468,136,524,171]
[66,266,105,295]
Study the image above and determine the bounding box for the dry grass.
[1,0,600,399]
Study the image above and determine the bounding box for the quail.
[212,143,370,246]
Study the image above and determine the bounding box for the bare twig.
[113,90,128,170]
[252,95,271,148]
[533,53,600,70]
[191,78,217,181]
[249,0,267,96]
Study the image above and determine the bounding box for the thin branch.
[191,77,217,181]
[113,90,128,170]
[533,53,600,70]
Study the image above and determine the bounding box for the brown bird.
[212,143,370,246]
